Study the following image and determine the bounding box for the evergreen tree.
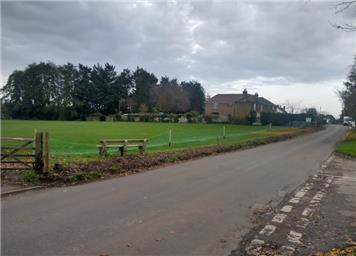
[339,56,356,119]
[2,62,205,120]
[181,81,205,113]
[73,64,93,120]
[132,67,158,112]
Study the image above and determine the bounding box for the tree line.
[1,62,205,120]
[339,56,356,120]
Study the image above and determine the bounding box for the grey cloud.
[1,0,355,86]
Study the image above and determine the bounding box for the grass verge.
[2,120,297,164]
[26,127,319,186]
[336,129,356,158]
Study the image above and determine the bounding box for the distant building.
[205,89,285,122]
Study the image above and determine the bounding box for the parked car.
[343,116,355,127]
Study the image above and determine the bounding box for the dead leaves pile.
[312,245,356,256]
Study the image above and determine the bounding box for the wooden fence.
[1,131,49,173]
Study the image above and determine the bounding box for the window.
[213,102,219,110]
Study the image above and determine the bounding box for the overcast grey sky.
[1,0,355,116]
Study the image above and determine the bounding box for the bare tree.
[331,1,356,31]
[282,100,304,114]
[154,77,191,113]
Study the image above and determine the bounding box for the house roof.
[207,94,243,104]
[257,97,275,106]
[208,93,276,106]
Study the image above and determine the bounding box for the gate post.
[34,131,44,172]
[44,132,49,173]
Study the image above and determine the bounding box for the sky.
[1,0,355,116]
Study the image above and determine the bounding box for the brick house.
[205,89,285,122]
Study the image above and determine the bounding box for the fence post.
[44,132,49,173]
[217,136,220,146]
[223,126,226,139]
[168,129,172,147]
[34,131,44,172]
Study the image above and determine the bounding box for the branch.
[334,1,356,14]
[329,20,356,32]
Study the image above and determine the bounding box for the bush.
[109,163,122,173]
[261,112,310,126]
[186,111,200,123]
[229,117,251,125]
[69,171,102,183]
[204,115,213,123]
[22,170,40,183]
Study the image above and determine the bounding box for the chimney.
[254,92,259,97]
[243,89,248,97]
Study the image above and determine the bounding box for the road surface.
[2,125,346,256]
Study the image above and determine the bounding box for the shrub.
[260,112,310,126]
[109,163,122,173]
[168,156,177,163]
[204,115,213,123]
[22,170,40,183]
[69,171,102,183]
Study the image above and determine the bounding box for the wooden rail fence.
[97,139,147,157]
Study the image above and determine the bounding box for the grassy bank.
[2,120,300,163]
[336,129,356,157]
[1,126,317,186]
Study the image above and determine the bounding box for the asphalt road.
[2,125,346,256]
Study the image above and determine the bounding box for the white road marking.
[250,239,265,246]
[289,197,300,204]
[295,191,306,198]
[326,155,335,163]
[272,213,287,223]
[281,245,295,256]
[296,217,310,229]
[309,200,320,206]
[259,224,276,236]
[287,231,303,244]
[299,188,309,193]
[326,176,334,184]
[304,185,311,190]
[246,239,265,254]
[302,207,314,217]
[281,205,293,213]
[312,192,324,201]
[323,174,356,181]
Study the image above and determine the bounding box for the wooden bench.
[97,139,147,157]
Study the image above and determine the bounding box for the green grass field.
[1,120,297,163]
[336,129,356,157]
